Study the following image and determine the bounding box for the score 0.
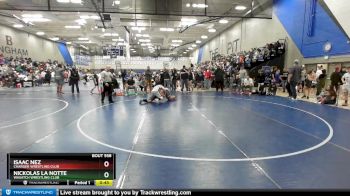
[103,160,110,179]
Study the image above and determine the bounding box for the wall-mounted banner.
[0,35,29,57]
[74,55,92,66]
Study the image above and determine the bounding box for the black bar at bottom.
[59,189,193,196]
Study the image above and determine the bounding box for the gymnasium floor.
[1,85,350,189]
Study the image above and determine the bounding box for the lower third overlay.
[1,189,193,196]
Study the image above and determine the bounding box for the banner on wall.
[74,55,91,66]
[197,47,204,64]
[0,34,29,57]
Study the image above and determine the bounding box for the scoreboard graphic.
[7,153,115,186]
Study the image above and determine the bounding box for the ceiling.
[0,0,273,57]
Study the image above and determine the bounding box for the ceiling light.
[13,24,24,28]
[181,18,198,24]
[132,51,136,53]
[135,34,150,38]
[172,40,183,43]
[192,4,208,8]
[50,37,59,41]
[130,48,135,50]
[80,44,88,50]
[79,15,90,19]
[139,39,151,43]
[57,0,70,3]
[103,33,118,37]
[36,32,45,35]
[65,25,81,29]
[180,18,198,26]
[186,3,190,7]
[22,18,50,22]
[130,22,148,26]
[22,14,42,18]
[78,37,89,40]
[188,47,193,50]
[75,19,86,25]
[183,52,187,54]
[235,5,247,10]
[117,42,126,46]
[102,28,105,32]
[114,1,120,5]
[77,40,93,44]
[66,42,72,44]
[160,28,174,32]
[201,35,208,39]
[208,28,216,33]
[195,40,202,44]
[112,38,124,42]
[219,19,228,24]
[90,15,100,20]
[131,27,146,31]
[171,44,180,47]
[186,49,189,52]
[70,0,82,4]
[191,44,197,47]
[140,43,148,46]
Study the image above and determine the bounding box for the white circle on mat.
[77,97,333,162]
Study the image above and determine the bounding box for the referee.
[100,66,114,104]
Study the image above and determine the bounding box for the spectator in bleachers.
[214,66,225,92]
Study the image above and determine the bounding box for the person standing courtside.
[145,66,152,93]
[100,66,114,104]
[214,66,225,92]
[69,67,80,94]
[180,65,189,92]
[163,68,171,89]
[90,72,99,94]
[288,59,302,100]
[54,64,65,94]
